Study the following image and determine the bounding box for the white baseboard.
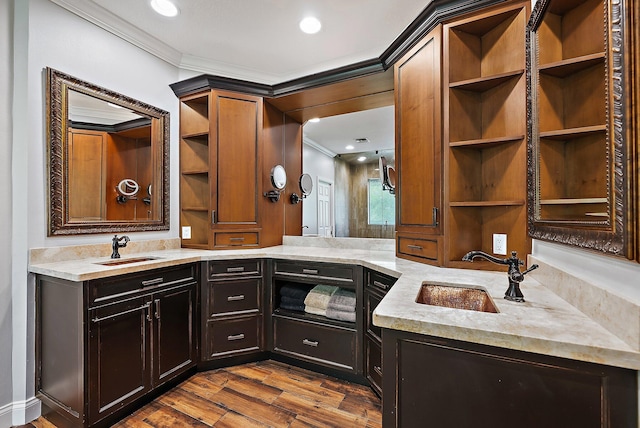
[0,397,41,428]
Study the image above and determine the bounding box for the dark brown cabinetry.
[270,259,363,376]
[394,25,443,265]
[200,259,264,363]
[37,264,198,428]
[382,329,638,428]
[527,0,637,260]
[364,269,396,396]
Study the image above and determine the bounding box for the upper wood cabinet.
[394,25,443,265]
[527,0,637,260]
[443,1,531,269]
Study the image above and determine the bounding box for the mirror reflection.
[302,106,395,239]
[47,67,169,235]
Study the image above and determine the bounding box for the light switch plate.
[493,233,507,255]
[182,226,191,240]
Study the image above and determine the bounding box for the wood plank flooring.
[27,360,381,428]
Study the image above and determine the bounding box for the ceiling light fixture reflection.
[308,117,320,123]
[150,0,179,17]
[299,17,322,34]
[357,156,367,162]
[345,145,354,150]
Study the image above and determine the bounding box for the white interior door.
[317,179,333,237]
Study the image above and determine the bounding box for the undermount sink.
[96,256,160,266]
[416,283,498,313]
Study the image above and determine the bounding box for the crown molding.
[303,137,337,158]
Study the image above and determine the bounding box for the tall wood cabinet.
[179,90,263,249]
[394,25,443,265]
[527,0,637,260]
[395,1,531,270]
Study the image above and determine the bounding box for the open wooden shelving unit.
[444,1,531,270]
[179,93,211,249]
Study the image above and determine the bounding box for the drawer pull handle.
[141,277,163,287]
[302,339,318,347]
[302,269,319,275]
[407,245,423,251]
[227,294,245,302]
[92,303,150,323]
[374,365,383,376]
[227,334,245,341]
[373,280,390,290]
[226,267,245,273]
[229,237,245,242]
[154,299,161,319]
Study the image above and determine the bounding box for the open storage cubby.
[444,1,531,270]
[180,93,210,249]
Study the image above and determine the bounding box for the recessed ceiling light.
[299,17,322,34]
[357,156,367,162]
[150,0,179,17]
[308,117,320,123]
[345,145,354,150]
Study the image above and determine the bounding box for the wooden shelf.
[449,200,525,207]
[181,131,209,139]
[539,198,607,205]
[449,135,524,148]
[181,170,209,176]
[273,309,356,330]
[539,125,606,140]
[449,70,524,92]
[539,53,605,77]
[181,207,209,212]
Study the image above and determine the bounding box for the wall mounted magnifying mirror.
[379,156,396,195]
[291,173,314,204]
[46,67,169,235]
[265,164,287,202]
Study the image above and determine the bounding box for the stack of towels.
[279,282,312,313]
[304,285,339,317]
[303,285,357,323]
[326,288,357,322]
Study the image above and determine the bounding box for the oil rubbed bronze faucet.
[462,250,538,302]
[111,235,130,259]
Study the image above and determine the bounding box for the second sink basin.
[416,283,498,313]
[96,256,160,266]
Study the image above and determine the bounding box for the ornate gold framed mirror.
[46,67,170,235]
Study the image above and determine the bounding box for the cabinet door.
[395,25,442,238]
[88,296,152,424]
[210,90,263,247]
[151,282,196,387]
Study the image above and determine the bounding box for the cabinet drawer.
[89,264,196,306]
[207,278,261,316]
[206,315,261,358]
[273,316,356,371]
[207,259,262,279]
[397,236,439,261]
[366,270,396,293]
[366,289,384,341]
[214,232,259,247]
[273,260,357,285]
[366,337,382,396]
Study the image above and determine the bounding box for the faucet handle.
[521,264,539,276]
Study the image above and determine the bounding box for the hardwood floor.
[27,360,382,428]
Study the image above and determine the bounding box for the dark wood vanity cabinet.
[364,269,397,396]
[37,264,198,428]
[270,259,363,376]
[200,259,265,363]
[382,329,638,428]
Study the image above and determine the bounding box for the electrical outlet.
[182,226,191,240]
[493,233,507,255]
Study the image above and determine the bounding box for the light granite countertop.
[28,237,640,371]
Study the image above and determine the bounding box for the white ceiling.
[50,0,415,157]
